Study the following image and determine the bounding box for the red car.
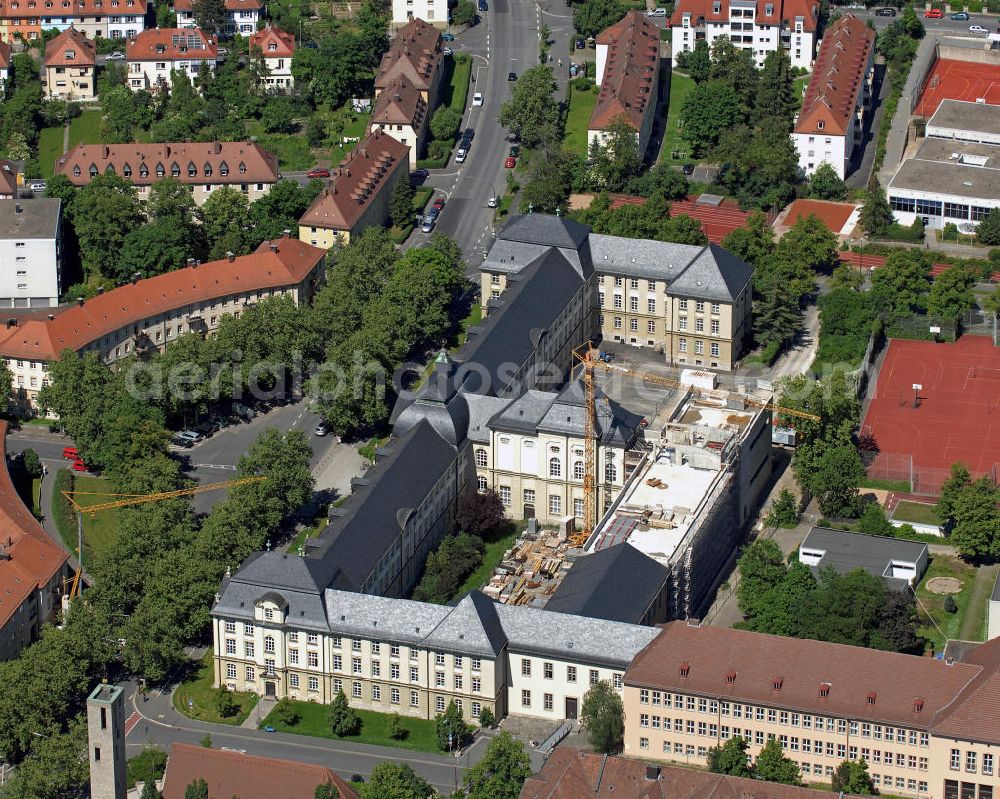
[924,8,942,17]
[62,447,78,460]
[306,167,331,179]
[504,156,517,169]
[432,196,446,210]
[71,459,89,472]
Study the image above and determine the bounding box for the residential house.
[55,141,278,205]
[0,161,20,199]
[126,28,218,91]
[792,14,875,179]
[623,621,1000,799]
[588,11,661,158]
[0,0,147,42]
[369,74,429,170]
[375,17,444,111]
[0,37,9,89]
[297,129,410,248]
[0,199,61,309]
[174,0,262,35]
[389,0,448,29]
[248,23,294,92]
[670,0,819,70]
[42,26,95,100]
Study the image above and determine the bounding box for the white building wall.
[390,0,446,27]
[672,19,813,69]
[507,651,625,720]
[793,131,847,178]
[887,186,1000,231]
[989,592,1000,640]
[261,55,293,90]
[595,42,609,85]
[127,56,216,91]
[0,232,60,308]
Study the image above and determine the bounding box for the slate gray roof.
[464,392,511,443]
[0,198,60,239]
[490,389,557,433]
[800,527,928,581]
[324,590,451,646]
[536,380,643,445]
[495,602,660,669]
[391,354,469,447]
[667,243,754,302]
[211,563,331,632]
[482,239,552,275]
[423,591,507,657]
[545,544,668,624]
[500,213,591,250]
[589,234,697,282]
[928,99,1000,138]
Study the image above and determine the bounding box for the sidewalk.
[878,36,938,188]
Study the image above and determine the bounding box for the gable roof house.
[369,74,429,169]
[248,24,295,91]
[43,26,96,101]
[375,17,444,109]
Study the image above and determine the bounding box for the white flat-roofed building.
[926,99,1000,145]
[0,199,61,309]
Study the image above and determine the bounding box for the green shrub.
[215,688,237,719]
[941,222,959,242]
[271,698,299,726]
[428,139,451,161]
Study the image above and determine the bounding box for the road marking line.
[124,711,141,737]
[193,464,238,470]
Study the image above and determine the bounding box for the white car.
[646,7,667,15]
[487,195,497,208]
[106,51,126,61]
[969,24,988,34]
[314,421,330,437]
[472,92,484,107]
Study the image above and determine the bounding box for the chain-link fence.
[863,450,1000,497]
[885,315,957,342]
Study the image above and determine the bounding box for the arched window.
[155,162,165,177]
[139,162,148,178]
[476,476,487,492]
[187,161,197,177]
[264,635,275,653]
[605,460,617,483]
[573,461,584,480]
[549,458,561,478]
[170,162,180,177]
[204,162,212,176]
[475,449,487,468]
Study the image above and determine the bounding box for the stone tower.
[86,682,127,799]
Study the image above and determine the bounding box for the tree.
[736,539,788,621]
[455,488,505,536]
[261,96,297,134]
[413,533,485,604]
[949,477,1000,560]
[707,736,753,778]
[140,778,164,799]
[765,488,799,528]
[191,0,227,34]
[714,124,801,211]
[214,687,237,718]
[721,212,774,268]
[927,266,975,321]
[937,462,972,526]
[978,208,1000,245]
[573,0,625,39]
[777,214,840,275]
[875,589,921,654]
[860,186,893,237]
[388,713,407,740]
[315,782,340,799]
[807,163,848,201]
[754,738,801,785]
[327,690,360,736]
[201,186,252,260]
[857,502,895,537]
[944,595,958,613]
[390,179,416,228]
[753,276,802,348]
[870,249,931,319]
[588,115,641,191]
[498,66,559,148]
[520,146,578,214]
[465,731,531,799]
[794,435,865,517]
[70,173,142,279]
[184,778,210,799]
[753,49,796,126]
[681,80,741,157]
[272,697,300,726]
[362,762,434,799]
[686,39,711,83]
[709,36,758,110]
[625,163,689,200]
[436,699,472,751]
[580,680,624,755]
[20,449,42,479]
[478,707,496,729]
[430,106,462,142]
[832,760,875,795]
[118,219,197,280]
[452,0,476,25]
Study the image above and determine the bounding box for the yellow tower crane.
[572,344,820,538]
[61,476,266,599]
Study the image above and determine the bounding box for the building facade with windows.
[369,75,429,170]
[669,0,819,70]
[174,0,261,35]
[54,141,278,205]
[0,235,326,412]
[0,199,61,309]
[248,24,294,92]
[210,582,658,723]
[125,28,218,91]
[0,0,147,42]
[375,18,444,110]
[42,25,95,100]
[623,621,1000,799]
[791,14,875,179]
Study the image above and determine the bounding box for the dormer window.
[104,164,115,175]
[139,163,148,178]
[772,677,783,691]
[73,165,81,177]
[155,163,165,177]
[268,42,276,50]
[65,48,74,59]
[219,161,229,176]
[122,163,131,178]
[239,161,246,173]
[679,662,690,677]
[765,3,773,13]
[726,670,737,684]
[913,698,924,713]
[867,691,877,706]
[187,161,196,177]
[712,1,720,11]
[203,162,212,176]
[88,164,98,177]
[819,682,831,698]
[170,162,180,177]
[817,120,825,130]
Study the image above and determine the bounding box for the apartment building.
[670,0,819,70]
[126,28,218,91]
[0,421,70,661]
[298,129,410,248]
[42,26,95,100]
[792,14,875,179]
[248,24,294,92]
[481,235,754,371]
[174,0,261,34]
[375,18,444,111]
[0,0,146,42]
[54,141,278,205]
[211,579,658,723]
[0,235,325,412]
[0,37,9,87]
[0,199,61,309]
[589,11,661,158]
[623,622,1000,799]
[369,75,429,170]
[389,0,447,28]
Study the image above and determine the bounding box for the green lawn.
[264,699,442,753]
[38,126,65,178]
[450,531,516,601]
[891,500,940,527]
[453,303,482,350]
[860,477,911,492]
[173,649,259,725]
[915,555,978,653]
[442,54,473,116]
[961,564,1000,641]
[67,110,103,149]
[659,70,696,164]
[792,74,811,111]
[564,83,598,155]
[256,132,315,171]
[53,474,121,560]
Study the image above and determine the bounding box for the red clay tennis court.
[862,337,1000,492]
[914,58,1000,117]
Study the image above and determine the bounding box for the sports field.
[914,58,1000,117]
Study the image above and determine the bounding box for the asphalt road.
[853,5,999,32]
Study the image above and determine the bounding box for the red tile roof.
[160,743,358,799]
[126,28,217,62]
[670,0,819,32]
[299,129,409,233]
[838,250,1000,282]
[521,748,854,799]
[0,421,68,630]
[43,26,95,67]
[248,24,295,59]
[0,237,326,362]
[0,161,17,197]
[590,11,660,133]
[173,0,260,9]
[0,0,144,19]
[0,37,10,67]
[375,17,442,93]
[783,198,856,233]
[794,14,874,136]
[54,141,278,187]
[370,74,428,128]
[625,622,993,736]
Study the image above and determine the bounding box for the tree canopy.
[581,680,624,754]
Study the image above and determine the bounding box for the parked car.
[487,195,498,208]
[874,6,896,15]
[72,459,89,472]
[970,23,988,33]
[646,7,667,15]
[442,33,455,41]
[508,145,520,157]
[411,168,429,179]
[569,63,579,76]
[217,47,229,55]
[478,0,488,10]
[421,214,436,233]
[455,147,468,163]
[314,421,330,437]
[171,434,194,449]
[175,430,203,445]
[575,38,585,49]
[27,180,46,195]
[107,50,126,60]
[428,206,440,220]
[62,447,79,460]
[682,163,695,175]
[505,156,517,168]
[950,11,969,19]
[508,71,517,81]
[306,167,330,179]
[442,47,453,55]
[923,8,943,18]
[433,196,446,210]
[472,92,484,107]
[232,402,255,421]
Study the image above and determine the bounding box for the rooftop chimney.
[76,297,84,306]
[131,271,142,284]
[645,765,660,781]
[269,242,279,253]
[186,258,196,268]
[281,229,291,239]
[226,251,235,262]
[97,286,104,295]
[5,318,16,328]
[47,314,54,321]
